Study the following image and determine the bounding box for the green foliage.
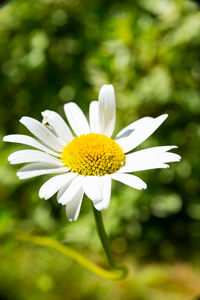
[0,0,200,299]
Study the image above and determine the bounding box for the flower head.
[3,85,181,221]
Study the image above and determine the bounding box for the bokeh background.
[0,0,200,299]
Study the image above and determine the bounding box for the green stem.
[12,206,128,280]
[15,232,127,280]
[92,206,116,269]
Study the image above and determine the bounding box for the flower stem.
[92,206,116,269]
[15,231,127,280]
[12,207,128,280]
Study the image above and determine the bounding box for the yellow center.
[62,133,125,176]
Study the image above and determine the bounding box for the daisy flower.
[3,85,181,222]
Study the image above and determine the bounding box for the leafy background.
[0,0,200,299]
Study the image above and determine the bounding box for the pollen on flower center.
[62,133,125,176]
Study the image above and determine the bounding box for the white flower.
[3,85,181,222]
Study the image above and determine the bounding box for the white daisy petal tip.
[169,145,178,150]
[115,113,170,153]
[67,210,80,222]
[156,113,168,125]
[94,200,109,211]
[41,110,50,123]
[99,84,115,95]
[98,84,116,137]
[160,113,168,120]
[39,192,48,200]
[57,198,66,205]
[16,172,22,179]
[140,182,147,190]
[39,190,44,199]
[3,135,9,142]
[155,114,168,124]
[64,102,90,136]
[41,110,57,123]
[41,109,50,116]
[164,164,170,168]
[66,188,84,222]
[111,173,147,191]
[172,154,181,162]
[19,116,28,124]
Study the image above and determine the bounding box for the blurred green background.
[0,0,200,299]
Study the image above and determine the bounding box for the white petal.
[64,102,90,136]
[120,162,169,173]
[39,172,77,200]
[98,84,116,137]
[65,187,84,222]
[41,110,73,144]
[82,176,103,203]
[89,101,100,133]
[116,114,168,153]
[83,175,111,210]
[20,116,63,152]
[17,163,68,179]
[8,150,64,165]
[94,175,111,211]
[125,146,178,161]
[120,146,181,173]
[111,173,147,190]
[116,116,152,139]
[3,134,61,157]
[57,176,83,205]
[57,182,72,201]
